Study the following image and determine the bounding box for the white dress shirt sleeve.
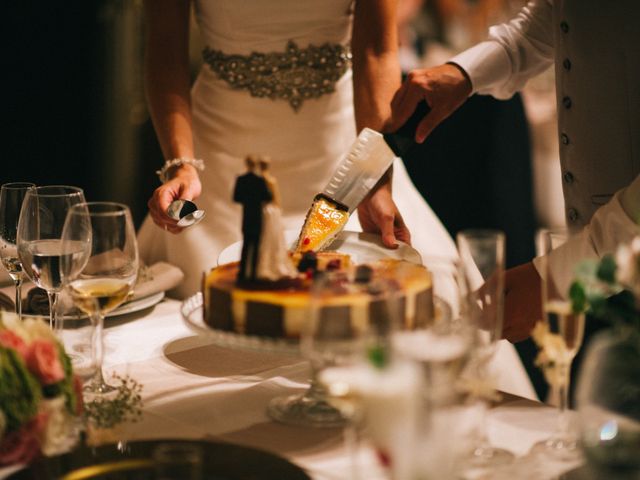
[533,175,640,297]
[449,0,555,99]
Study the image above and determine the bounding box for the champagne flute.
[531,228,585,459]
[17,185,86,329]
[0,182,35,320]
[456,229,514,468]
[61,202,138,395]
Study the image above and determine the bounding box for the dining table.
[11,294,599,480]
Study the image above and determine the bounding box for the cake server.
[320,101,430,213]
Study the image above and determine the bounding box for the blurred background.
[4,0,564,399]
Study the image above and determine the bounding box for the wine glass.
[456,229,514,468]
[530,227,585,460]
[61,202,138,395]
[16,185,86,330]
[0,182,35,320]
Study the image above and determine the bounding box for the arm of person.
[389,0,554,142]
[352,0,411,248]
[504,175,640,342]
[143,0,202,234]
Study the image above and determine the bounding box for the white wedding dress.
[137,0,535,399]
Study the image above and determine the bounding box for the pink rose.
[0,330,28,360]
[26,340,65,385]
[0,414,46,466]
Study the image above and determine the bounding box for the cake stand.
[180,292,346,427]
[182,231,424,428]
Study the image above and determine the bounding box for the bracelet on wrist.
[156,157,205,183]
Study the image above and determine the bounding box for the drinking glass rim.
[68,201,131,216]
[0,182,36,190]
[457,228,506,240]
[28,185,84,198]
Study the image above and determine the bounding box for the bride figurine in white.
[254,156,297,281]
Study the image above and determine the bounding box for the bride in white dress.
[138,0,535,398]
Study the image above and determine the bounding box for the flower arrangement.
[0,311,82,465]
[569,238,640,331]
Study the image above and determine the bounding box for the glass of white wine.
[0,182,35,320]
[531,227,585,460]
[61,202,138,395]
[17,185,86,329]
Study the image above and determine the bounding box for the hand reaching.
[387,63,472,143]
[357,182,411,249]
[148,165,202,234]
[503,262,543,343]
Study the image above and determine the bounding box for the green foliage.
[0,347,41,433]
[83,375,143,429]
[596,254,617,284]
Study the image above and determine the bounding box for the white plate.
[217,230,422,266]
[26,291,165,321]
[106,291,165,318]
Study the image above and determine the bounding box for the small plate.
[25,292,165,321]
[217,230,422,266]
[106,291,165,318]
[8,438,310,480]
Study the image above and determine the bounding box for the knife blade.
[321,101,430,213]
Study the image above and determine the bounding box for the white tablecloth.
[0,298,585,479]
[85,299,581,479]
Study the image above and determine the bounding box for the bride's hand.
[357,179,411,248]
[148,165,202,234]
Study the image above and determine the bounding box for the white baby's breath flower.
[39,396,78,456]
[20,317,58,344]
[616,237,640,299]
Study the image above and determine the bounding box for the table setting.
[1,178,639,480]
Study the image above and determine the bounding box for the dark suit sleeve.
[233,176,245,203]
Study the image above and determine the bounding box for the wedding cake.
[203,254,433,338]
[202,157,433,338]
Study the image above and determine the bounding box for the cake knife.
[320,101,430,213]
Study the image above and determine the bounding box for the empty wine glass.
[61,202,138,395]
[456,229,514,468]
[17,185,86,330]
[530,227,585,460]
[0,182,35,320]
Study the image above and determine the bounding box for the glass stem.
[556,361,571,439]
[14,276,22,321]
[47,291,59,330]
[90,312,107,389]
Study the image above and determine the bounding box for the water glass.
[0,182,35,320]
[16,185,86,330]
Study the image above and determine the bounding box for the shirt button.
[563,96,572,109]
[563,171,574,184]
[561,133,570,145]
[560,21,569,33]
[563,58,572,70]
[567,208,579,222]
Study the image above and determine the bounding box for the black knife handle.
[383,100,431,157]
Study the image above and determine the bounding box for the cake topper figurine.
[233,155,273,283]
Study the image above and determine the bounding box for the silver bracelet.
[156,157,205,183]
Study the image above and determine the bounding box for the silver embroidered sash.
[202,40,352,111]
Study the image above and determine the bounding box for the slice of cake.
[294,194,350,253]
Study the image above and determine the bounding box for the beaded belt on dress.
[202,40,352,111]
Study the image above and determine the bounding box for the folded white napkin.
[132,262,184,301]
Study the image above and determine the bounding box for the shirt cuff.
[533,192,640,299]
[449,41,512,97]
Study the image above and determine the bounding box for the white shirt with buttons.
[448,0,640,289]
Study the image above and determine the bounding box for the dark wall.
[4,1,160,228]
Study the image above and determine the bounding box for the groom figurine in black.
[233,155,273,283]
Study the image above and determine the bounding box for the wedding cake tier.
[203,256,433,338]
